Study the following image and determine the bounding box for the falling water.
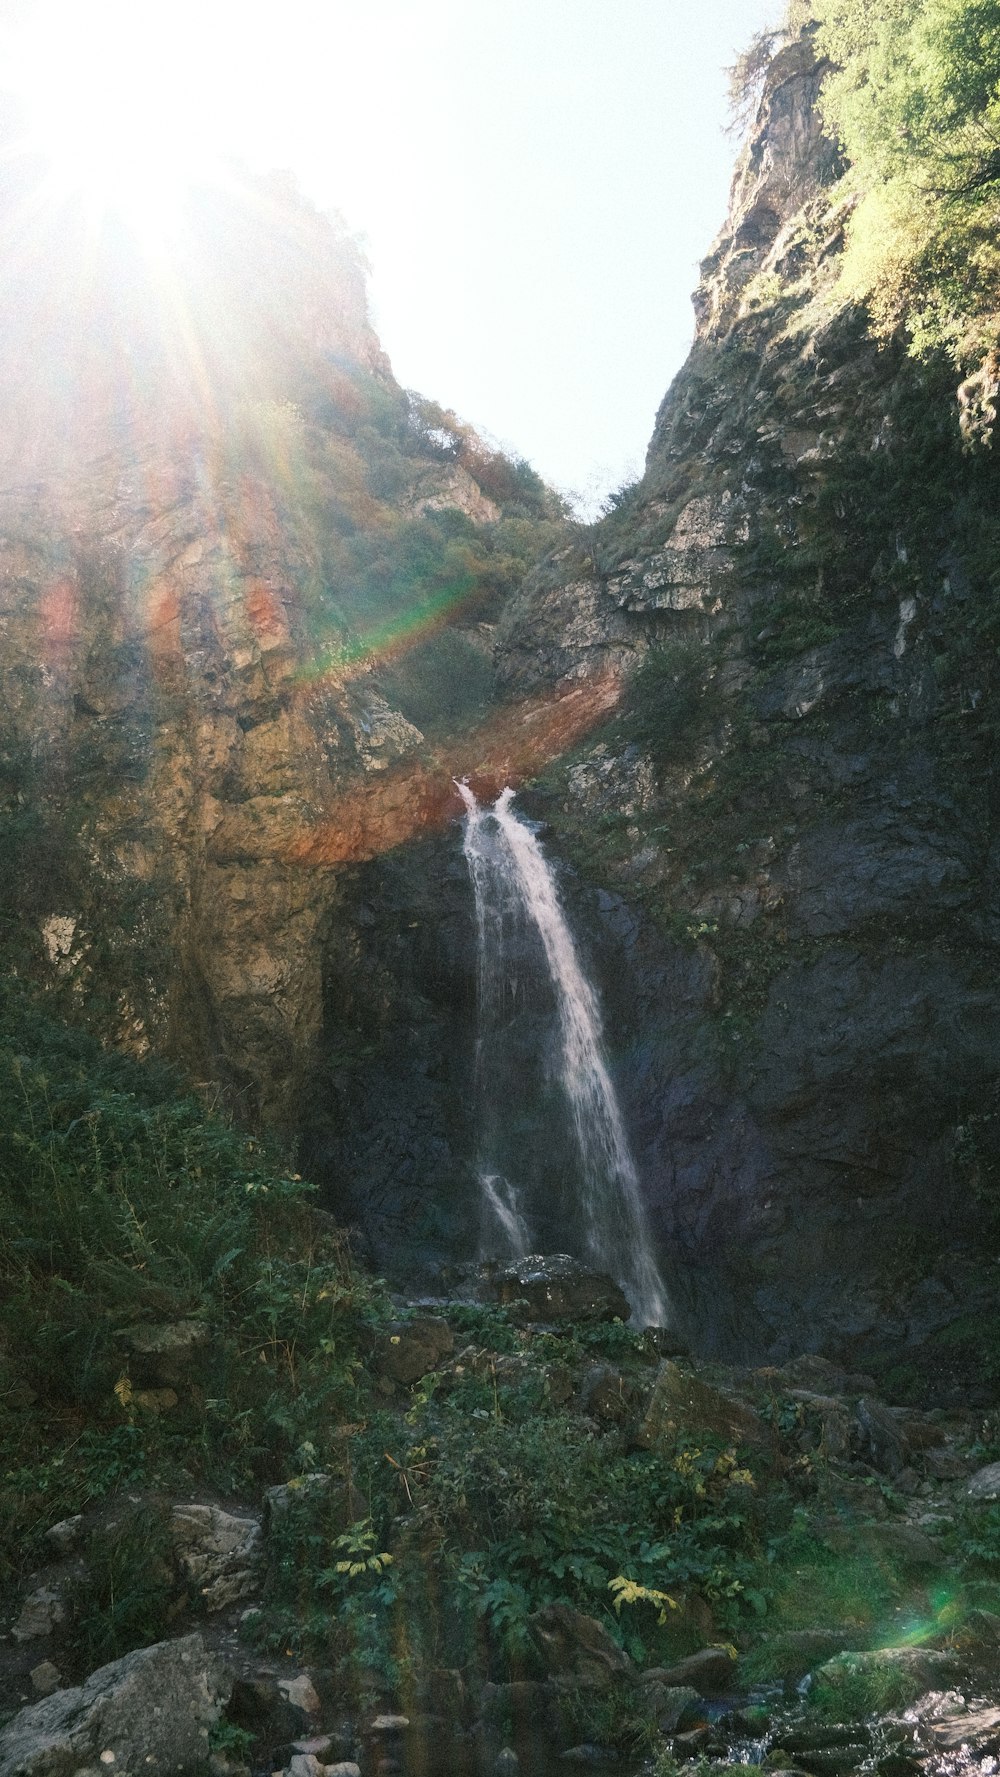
[457,781,668,1326]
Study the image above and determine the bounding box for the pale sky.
[3,0,783,511]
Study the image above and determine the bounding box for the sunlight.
[6,1,230,247]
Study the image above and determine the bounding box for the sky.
[1,0,783,511]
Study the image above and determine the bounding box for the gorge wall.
[3,32,999,1375]
[485,32,1000,1367]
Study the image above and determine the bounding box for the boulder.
[642,1647,737,1697]
[636,1363,767,1449]
[117,1319,209,1385]
[578,1365,644,1426]
[169,1502,262,1610]
[853,1398,909,1476]
[748,1629,859,1681]
[488,1256,629,1324]
[0,1632,229,1777]
[929,1708,1000,1755]
[815,1645,960,1703]
[12,1585,68,1644]
[375,1316,454,1386]
[637,1683,699,1732]
[28,1663,62,1699]
[966,1461,1000,1501]
[528,1605,633,1688]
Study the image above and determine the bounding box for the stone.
[322,1766,361,1777]
[132,1388,178,1413]
[494,1753,519,1777]
[749,1629,857,1681]
[815,1645,959,1698]
[785,1392,853,1461]
[44,1517,83,1556]
[13,1585,68,1643]
[852,1521,945,1573]
[578,1366,644,1426]
[169,1502,263,1610]
[929,1710,1000,1755]
[279,1676,322,1716]
[287,1757,323,1777]
[642,1647,737,1697]
[854,1398,909,1476]
[118,1319,209,1385]
[487,1255,629,1324]
[368,1716,410,1734]
[225,1676,308,1747]
[636,1363,767,1449]
[29,1662,62,1698]
[0,1632,229,1777]
[638,1684,699,1732]
[528,1605,633,1688]
[966,1461,1000,1500]
[375,1317,454,1386]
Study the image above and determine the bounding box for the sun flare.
[5,1,231,246]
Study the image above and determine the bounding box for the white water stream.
[457,781,668,1326]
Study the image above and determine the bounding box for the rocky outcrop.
[0,164,566,1127]
[0,1633,229,1777]
[484,26,1000,1368]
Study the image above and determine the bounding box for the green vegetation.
[0,982,388,1594]
[813,0,1000,367]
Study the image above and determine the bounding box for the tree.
[813,0,1000,366]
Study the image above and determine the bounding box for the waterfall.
[457,781,668,1326]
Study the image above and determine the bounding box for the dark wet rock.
[637,1362,768,1449]
[528,1605,633,1688]
[790,1747,870,1774]
[671,1725,711,1753]
[0,1632,229,1777]
[488,1256,629,1324]
[375,1315,454,1385]
[643,1646,738,1696]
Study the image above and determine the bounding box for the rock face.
[0,1633,229,1777]
[4,24,998,1376]
[0,163,564,1130]
[479,25,1000,1367]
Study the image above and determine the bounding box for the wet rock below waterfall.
[484,1255,630,1323]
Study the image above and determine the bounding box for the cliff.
[485,28,1000,1370]
[0,157,566,1126]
